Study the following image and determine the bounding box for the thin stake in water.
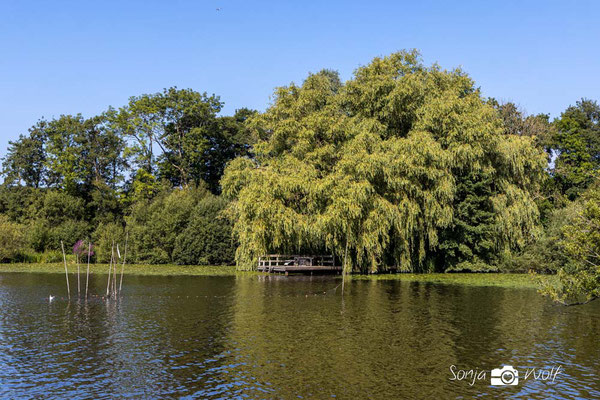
[61,241,70,298]
[119,232,128,292]
[106,241,114,297]
[113,244,119,295]
[76,249,80,297]
[85,241,91,299]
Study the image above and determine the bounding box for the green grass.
[351,272,547,289]
[0,263,551,288]
[0,263,237,276]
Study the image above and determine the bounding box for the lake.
[0,272,599,399]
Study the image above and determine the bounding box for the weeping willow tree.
[222,50,546,272]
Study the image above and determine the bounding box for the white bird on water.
[49,295,55,302]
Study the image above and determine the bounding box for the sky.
[1,0,599,162]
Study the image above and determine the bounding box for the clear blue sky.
[1,0,599,161]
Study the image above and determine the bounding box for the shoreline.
[0,263,237,276]
[0,263,545,288]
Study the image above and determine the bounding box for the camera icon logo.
[491,365,519,386]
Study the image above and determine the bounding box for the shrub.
[127,187,203,263]
[172,195,235,265]
[93,222,125,263]
[26,219,50,252]
[40,250,65,263]
[0,186,40,223]
[47,220,90,251]
[501,204,580,273]
[39,191,85,225]
[0,215,27,262]
[16,250,42,263]
[540,186,600,304]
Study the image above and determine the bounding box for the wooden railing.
[258,254,336,270]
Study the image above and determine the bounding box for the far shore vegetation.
[0,263,546,288]
[1,50,599,304]
[0,263,237,276]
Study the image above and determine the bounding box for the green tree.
[0,87,247,265]
[1,123,46,188]
[436,171,497,271]
[117,87,220,189]
[41,115,87,192]
[77,111,127,190]
[541,185,600,305]
[3,114,126,194]
[552,99,600,200]
[490,100,554,151]
[116,87,254,193]
[35,191,89,250]
[205,108,256,193]
[437,101,555,271]
[223,51,546,272]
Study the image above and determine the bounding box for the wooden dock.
[257,254,341,275]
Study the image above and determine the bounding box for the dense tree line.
[0,87,252,265]
[1,50,600,302]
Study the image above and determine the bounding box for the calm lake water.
[0,273,599,399]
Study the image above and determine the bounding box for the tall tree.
[117,87,221,188]
[2,122,47,188]
[78,111,127,190]
[117,87,254,193]
[206,108,256,192]
[223,51,547,272]
[437,100,556,270]
[552,99,600,199]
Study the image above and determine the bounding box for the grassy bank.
[0,263,237,276]
[353,272,544,289]
[0,263,547,288]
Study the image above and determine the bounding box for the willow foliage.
[223,50,546,272]
[540,186,600,305]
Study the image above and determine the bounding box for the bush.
[172,195,235,265]
[40,250,65,263]
[0,215,27,262]
[0,186,41,223]
[540,185,600,304]
[127,187,203,263]
[39,191,85,225]
[47,220,90,251]
[93,222,125,263]
[501,204,580,273]
[26,219,50,252]
[16,250,43,263]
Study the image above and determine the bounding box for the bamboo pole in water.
[106,241,114,297]
[61,241,70,298]
[111,241,116,295]
[85,241,91,299]
[342,235,349,295]
[113,244,118,294]
[119,232,128,292]
[77,255,80,297]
